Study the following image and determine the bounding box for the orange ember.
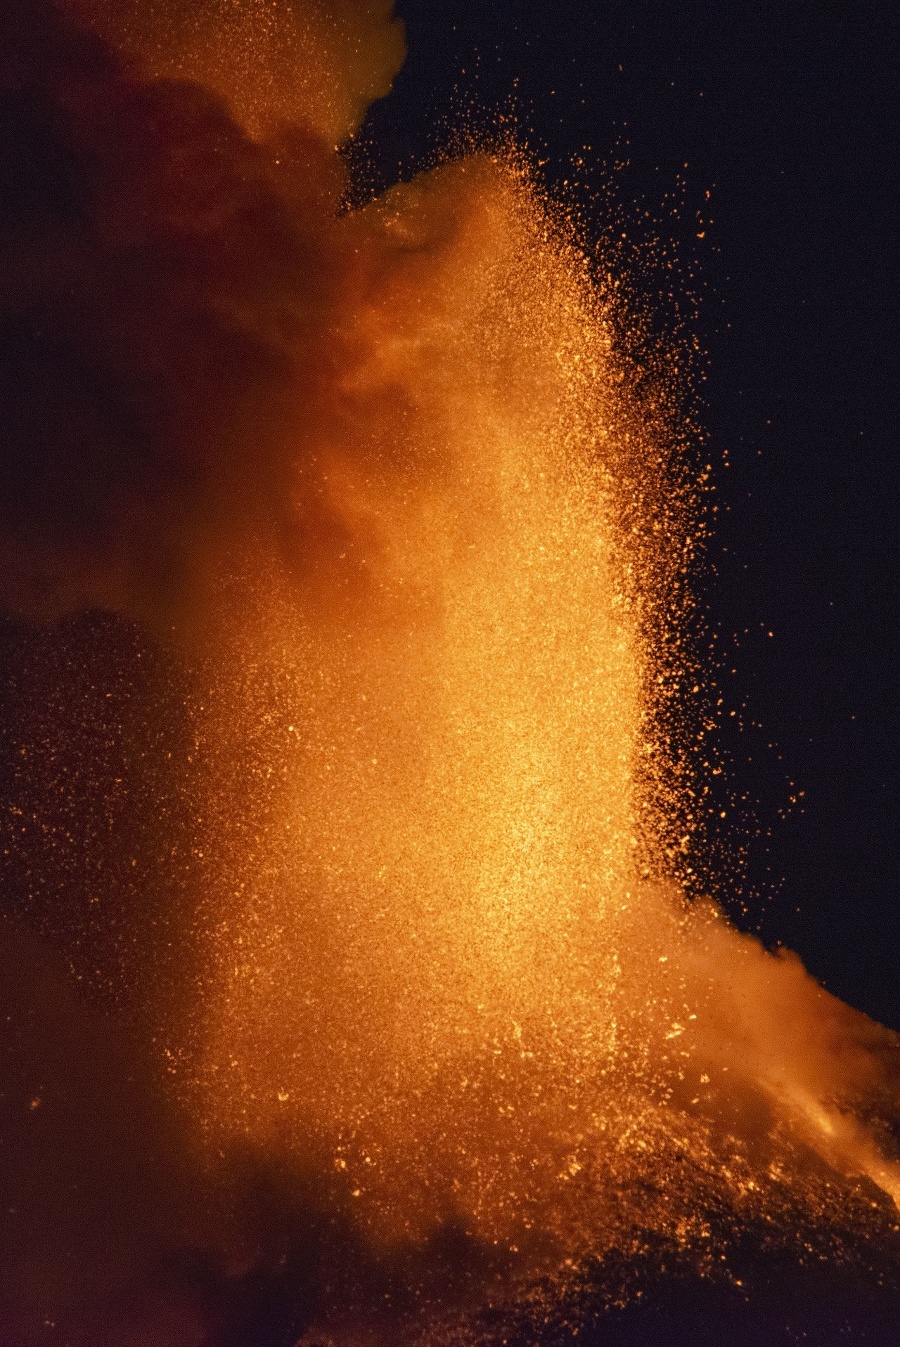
[174,155,900,1328]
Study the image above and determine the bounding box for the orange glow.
[169,151,900,1319]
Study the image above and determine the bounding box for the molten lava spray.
[1,3,899,1343]
[184,153,900,1304]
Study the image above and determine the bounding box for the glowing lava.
[182,154,900,1331]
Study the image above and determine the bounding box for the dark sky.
[360,0,900,1029]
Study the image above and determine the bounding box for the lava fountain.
[2,2,899,1344]
[183,152,900,1339]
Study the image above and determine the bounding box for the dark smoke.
[0,6,526,1342]
[0,3,375,1339]
[0,0,357,629]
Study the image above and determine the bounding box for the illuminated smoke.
[1,4,898,1344]
[65,0,405,142]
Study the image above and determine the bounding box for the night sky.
[359,0,900,1029]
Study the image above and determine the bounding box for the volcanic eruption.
[1,3,898,1344]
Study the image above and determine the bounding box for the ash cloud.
[0,4,416,1340]
[0,0,395,629]
[65,0,405,142]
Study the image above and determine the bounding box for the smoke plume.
[0,0,402,627]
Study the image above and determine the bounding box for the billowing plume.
[0,0,399,626]
[64,0,405,141]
